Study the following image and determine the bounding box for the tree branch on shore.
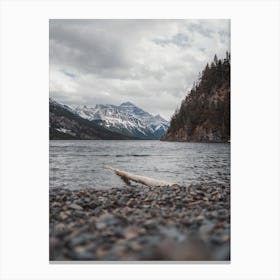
[105,165,176,187]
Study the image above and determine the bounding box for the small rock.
[69,203,83,211]
[74,210,87,218]
[93,206,103,215]
[130,241,142,251]
[124,226,140,240]
[49,182,230,261]
[69,233,96,247]
[96,222,106,230]
[52,202,61,207]
[54,223,66,232]
[58,212,68,220]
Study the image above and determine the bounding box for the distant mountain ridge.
[74,101,169,139]
[49,98,134,140]
[49,98,169,140]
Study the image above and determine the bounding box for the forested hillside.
[162,53,230,142]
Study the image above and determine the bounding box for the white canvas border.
[0,0,279,279]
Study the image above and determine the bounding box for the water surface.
[49,140,230,189]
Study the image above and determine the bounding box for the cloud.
[49,19,230,120]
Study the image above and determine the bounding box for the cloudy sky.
[50,19,230,120]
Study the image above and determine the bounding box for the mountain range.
[74,102,169,139]
[49,98,169,140]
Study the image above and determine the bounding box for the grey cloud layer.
[50,19,230,119]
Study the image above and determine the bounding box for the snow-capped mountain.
[74,101,169,139]
[49,98,133,140]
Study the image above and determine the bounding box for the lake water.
[49,140,230,190]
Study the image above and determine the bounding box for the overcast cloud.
[49,19,230,120]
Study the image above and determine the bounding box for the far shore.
[49,138,231,143]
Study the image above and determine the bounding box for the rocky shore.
[50,183,230,261]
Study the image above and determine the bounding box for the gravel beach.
[49,183,230,261]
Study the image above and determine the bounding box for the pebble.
[58,212,68,221]
[96,222,106,230]
[124,226,140,240]
[69,203,83,211]
[50,182,230,261]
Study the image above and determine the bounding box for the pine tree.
[214,54,218,65]
[164,52,230,142]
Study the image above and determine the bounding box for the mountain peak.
[72,100,169,139]
[154,114,166,121]
[120,101,135,107]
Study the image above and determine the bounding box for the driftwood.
[105,165,176,187]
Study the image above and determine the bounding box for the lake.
[49,140,230,190]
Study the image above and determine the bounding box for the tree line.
[166,52,230,141]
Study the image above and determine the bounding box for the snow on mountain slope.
[74,101,169,139]
[50,97,76,114]
[49,98,134,140]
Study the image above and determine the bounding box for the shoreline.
[50,183,230,261]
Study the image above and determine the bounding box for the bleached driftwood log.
[105,165,176,187]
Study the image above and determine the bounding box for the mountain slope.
[162,53,230,142]
[74,102,169,140]
[49,99,134,140]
